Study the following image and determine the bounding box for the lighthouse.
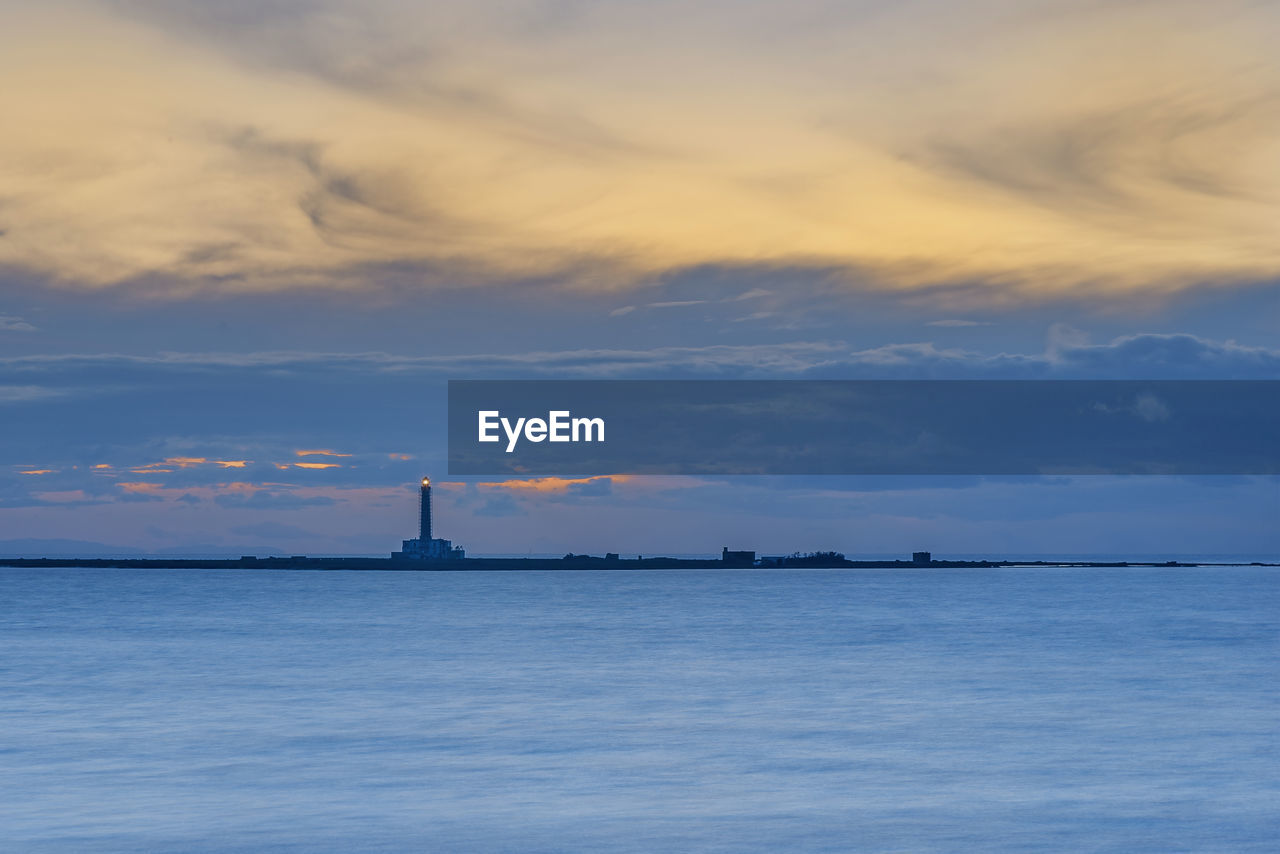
[394,475,464,561]
[419,477,432,541]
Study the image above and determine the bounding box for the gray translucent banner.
[448,380,1280,475]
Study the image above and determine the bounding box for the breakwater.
[1,555,1272,571]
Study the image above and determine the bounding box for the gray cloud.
[646,300,709,309]
[2,331,1279,383]
[0,314,36,332]
[0,385,61,403]
[565,477,613,497]
[1092,393,1172,423]
[109,0,663,161]
[474,494,524,517]
[213,491,339,510]
[219,125,463,243]
[911,91,1279,228]
[1051,333,1280,378]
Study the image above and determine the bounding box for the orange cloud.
[217,481,276,495]
[132,457,245,470]
[19,469,54,475]
[294,462,342,470]
[296,450,352,458]
[479,475,633,494]
[118,482,165,494]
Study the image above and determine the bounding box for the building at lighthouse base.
[392,474,466,560]
[395,537,465,561]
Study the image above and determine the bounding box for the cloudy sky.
[1,0,1277,556]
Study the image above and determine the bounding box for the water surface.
[1,567,1276,852]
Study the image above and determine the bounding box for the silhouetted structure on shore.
[395,477,465,561]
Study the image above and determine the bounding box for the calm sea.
[1,567,1277,852]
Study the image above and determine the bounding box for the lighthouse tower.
[394,475,465,561]
[419,476,432,541]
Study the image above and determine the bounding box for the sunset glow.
[1,1,1277,300]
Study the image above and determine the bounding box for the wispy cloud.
[610,299,710,316]
[724,288,773,302]
[0,385,61,403]
[0,1,1276,299]
[0,315,37,332]
[646,300,709,309]
[3,333,1280,385]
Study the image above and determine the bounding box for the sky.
[1,0,1278,556]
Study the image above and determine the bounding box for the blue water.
[1,567,1277,852]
